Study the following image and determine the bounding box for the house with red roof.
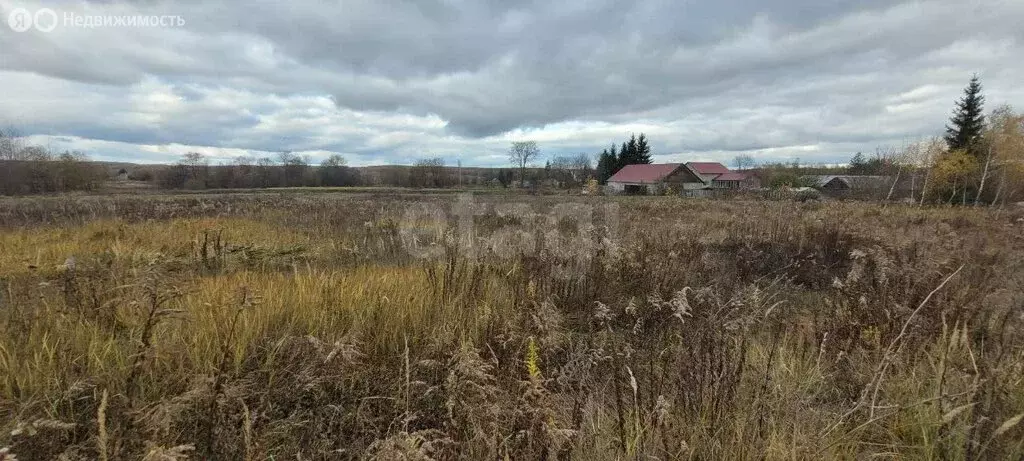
[685,162,730,182]
[685,162,760,189]
[606,161,759,194]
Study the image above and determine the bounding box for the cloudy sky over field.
[2,0,1024,166]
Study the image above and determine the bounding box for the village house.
[685,162,729,185]
[802,174,924,200]
[606,162,759,195]
[686,162,761,189]
[802,175,892,192]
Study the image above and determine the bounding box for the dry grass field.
[1,192,1023,460]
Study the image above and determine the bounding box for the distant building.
[799,174,932,200]
[712,172,751,189]
[802,175,892,192]
[685,162,730,184]
[685,162,760,189]
[606,162,758,195]
[606,163,697,194]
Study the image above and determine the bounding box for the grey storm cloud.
[1,0,1024,165]
[180,0,1024,137]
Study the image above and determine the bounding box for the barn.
[606,162,758,194]
[803,175,890,191]
[605,163,702,194]
[685,162,730,183]
[802,175,893,197]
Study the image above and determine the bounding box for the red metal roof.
[685,162,730,175]
[714,172,747,181]
[607,163,682,184]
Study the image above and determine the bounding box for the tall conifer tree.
[634,133,652,164]
[945,75,986,157]
[597,148,616,184]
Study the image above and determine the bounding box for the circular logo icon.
[33,8,57,32]
[7,7,32,32]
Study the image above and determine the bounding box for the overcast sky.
[2,0,1023,167]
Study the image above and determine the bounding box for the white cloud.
[2,0,1024,166]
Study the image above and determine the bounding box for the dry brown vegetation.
[1,192,1023,460]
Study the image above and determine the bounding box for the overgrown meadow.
[1,192,1022,460]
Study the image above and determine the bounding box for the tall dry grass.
[0,193,1022,459]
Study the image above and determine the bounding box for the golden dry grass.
[0,192,1022,459]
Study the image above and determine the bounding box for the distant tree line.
[0,128,105,195]
[157,152,362,189]
[154,151,572,191]
[409,157,451,188]
[847,151,902,176]
[752,159,836,189]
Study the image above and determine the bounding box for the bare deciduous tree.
[882,145,908,203]
[410,157,449,188]
[985,105,1024,206]
[905,138,945,206]
[0,127,27,161]
[733,154,755,171]
[549,154,592,187]
[570,153,591,180]
[509,141,539,187]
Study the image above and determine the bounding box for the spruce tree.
[613,134,652,167]
[634,133,652,164]
[625,134,638,164]
[597,145,618,184]
[945,75,986,157]
[848,152,866,175]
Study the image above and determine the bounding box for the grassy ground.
[1,192,1023,460]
